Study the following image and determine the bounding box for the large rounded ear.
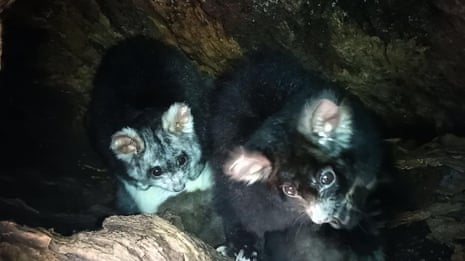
[110,127,144,162]
[161,102,194,135]
[297,98,353,154]
[223,147,273,185]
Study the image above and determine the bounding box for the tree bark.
[0,215,230,261]
[1,1,465,260]
[3,0,465,136]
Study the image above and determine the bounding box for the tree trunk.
[0,215,230,261]
[1,1,464,261]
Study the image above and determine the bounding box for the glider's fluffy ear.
[297,98,353,154]
[162,102,194,135]
[110,127,144,162]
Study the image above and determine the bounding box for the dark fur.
[88,36,213,214]
[210,51,391,259]
[265,223,384,261]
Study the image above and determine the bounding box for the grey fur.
[87,36,214,214]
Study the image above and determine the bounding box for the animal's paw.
[235,248,258,261]
[216,245,229,256]
[215,245,258,261]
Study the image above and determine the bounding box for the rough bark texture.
[387,134,465,260]
[0,215,229,261]
[201,0,465,136]
[2,0,465,136]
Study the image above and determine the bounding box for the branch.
[0,215,230,261]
